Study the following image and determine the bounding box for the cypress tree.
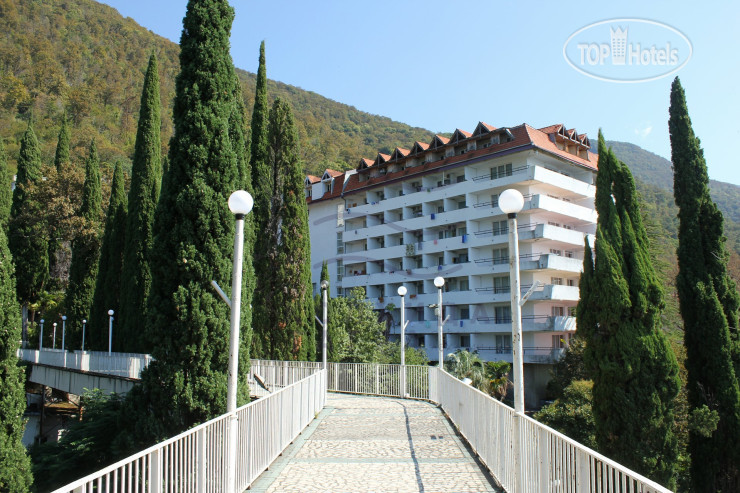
[249,41,271,358]
[578,131,680,488]
[0,226,33,491]
[266,99,314,361]
[119,54,162,353]
[8,121,48,347]
[48,116,72,288]
[64,140,102,350]
[53,116,70,172]
[138,0,254,437]
[0,139,11,230]
[669,77,740,492]
[89,162,127,350]
[320,261,329,286]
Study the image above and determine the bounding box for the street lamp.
[434,276,445,365]
[226,189,253,493]
[397,285,408,396]
[81,319,87,352]
[499,188,525,414]
[107,310,114,355]
[52,323,57,349]
[499,188,525,493]
[39,319,45,350]
[61,315,67,351]
[320,280,329,369]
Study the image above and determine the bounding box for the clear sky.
[99,1,739,186]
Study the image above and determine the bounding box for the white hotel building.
[306,122,597,405]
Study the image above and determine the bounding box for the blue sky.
[99,1,739,186]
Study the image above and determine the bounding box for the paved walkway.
[249,393,500,493]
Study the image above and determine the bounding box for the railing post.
[513,413,525,493]
[151,448,163,493]
[374,364,379,395]
[197,428,207,492]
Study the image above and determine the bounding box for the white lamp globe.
[397,286,407,296]
[320,280,329,290]
[499,189,524,214]
[61,315,67,321]
[228,190,254,215]
[433,276,445,288]
[108,309,114,316]
[82,319,87,324]
[40,319,44,324]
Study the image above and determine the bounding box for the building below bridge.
[306,121,597,407]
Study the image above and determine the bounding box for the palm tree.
[445,350,486,388]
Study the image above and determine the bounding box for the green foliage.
[545,335,588,399]
[138,0,253,440]
[320,261,329,285]
[253,99,314,360]
[119,54,162,353]
[64,140,102,349]
[89,162,127,350]
[578,130,680,488]
[30,390,126,492]
[249,41,270,234]
[0,139,11,230]
[8,122,48,304]
[322,287,385,363]
[445,350,511,400]
[534,380,597,450]
[0,224,33,491]
[53,116,70,172]
[375,341,429,366]
[669,77,740,493]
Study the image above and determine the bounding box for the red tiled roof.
[395,147,410,156]
[306,175,320,184]
[358,158,374,168]
[324,169,343,178]
[307,121,597,204]
[479,122,495,132]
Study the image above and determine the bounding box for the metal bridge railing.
[17,348,153,379]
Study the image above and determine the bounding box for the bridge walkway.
[250,393,500,493]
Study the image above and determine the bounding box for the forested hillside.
[0,0,432,178]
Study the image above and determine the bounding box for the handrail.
[51,366,326,493]
[435,368,672,493]
[17,348,153,379]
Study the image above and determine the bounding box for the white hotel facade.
[306,122,597,405]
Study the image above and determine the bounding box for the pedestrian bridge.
[36,358,670,493]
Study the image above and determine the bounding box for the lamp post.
[52,323,57,349]
[107,310,114,355]
[61,315,67,351]
[434,276,445,365]
[81,319,87,352]
[397,285,407,396]
[39,319,45,350]
[226,190,253,493]
[499,188,525,413]
[320,280,329,369]
[499,188,525,493]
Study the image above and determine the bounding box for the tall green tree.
[253,99,315,361]
[0,224,33,491]
[89,162,127,350]
[669,77,740,492]
[137,0,254,438]
[64,140,102,350]
[8,121,48,347]
[119,54,162,353]
[249,41,271,358]
[0,139,11,230]
[53,116,70,172]
[577,131,680,488]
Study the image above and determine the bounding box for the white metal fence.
[47,357,673,493]
[17,349,153,379]
[51,368,326,493]
[436,369,672,493]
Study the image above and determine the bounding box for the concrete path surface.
[249,393,500,493]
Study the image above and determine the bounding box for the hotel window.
[460,335,471,348]
[493,247,508,264]
[492,220,508,236]
[336,260,343,282]
[552,306,565,317]
[496,334,512,352]
[336,232,344,254]
[549,248,563,256]
[495,306,511,323]
[459,279,469,292]
[551,277,563,285]
[460,307,470,319]
[490,163,513,180]
[491,193,499,207]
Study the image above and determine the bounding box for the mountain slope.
[0,0,432,177]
